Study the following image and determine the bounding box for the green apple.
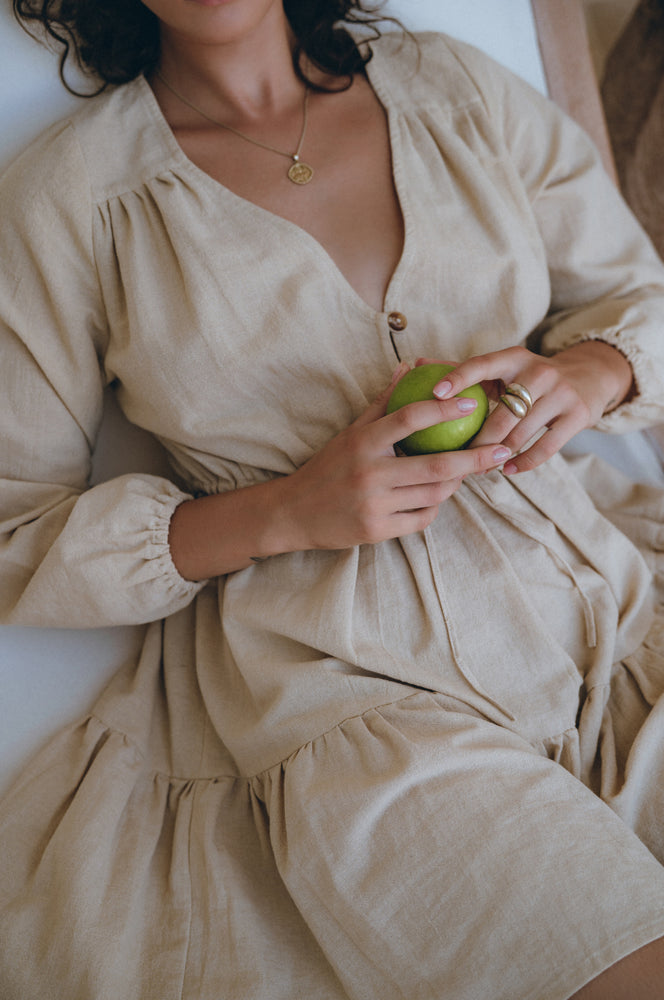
[386,363,488,454]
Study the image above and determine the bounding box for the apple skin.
[386,363,489,454]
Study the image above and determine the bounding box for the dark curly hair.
[12,0,404,96]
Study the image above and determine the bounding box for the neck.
[157,10,303,122]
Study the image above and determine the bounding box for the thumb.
[353,362,410,428]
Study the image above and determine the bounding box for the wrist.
[561,339,635,414]
[249,473,307,561]
[168,475,306,581]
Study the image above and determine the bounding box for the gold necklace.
[155,70,314,185]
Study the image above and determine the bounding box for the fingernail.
[457,398,477,413]
[503,461,518,475]
[492,446,512,463]
[433,380,452,399]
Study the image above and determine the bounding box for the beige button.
[387,311,408,332]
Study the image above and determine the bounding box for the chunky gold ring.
[505,382,534,410]
[500,393,529,419]
[500,382,533,419]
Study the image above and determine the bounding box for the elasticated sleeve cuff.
[3,475,207,628]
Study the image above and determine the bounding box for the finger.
[496,399,557,455]
[392,478,463,511]
[494,376,591,458]
[367,396,484,452]
[502,412,586,475]
[388,442,513,487]
[387,505,444,537]
[414,357,457,368]
[470,396,561,458]
[431,347,539,399]
[469,400,523,448]
[351,362,410,430]
[466,366,561,449]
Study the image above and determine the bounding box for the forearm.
[168,476,300,581]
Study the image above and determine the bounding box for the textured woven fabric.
[3,31,664,999]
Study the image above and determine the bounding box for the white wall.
[0,13,83,170]
[383,0,546,91]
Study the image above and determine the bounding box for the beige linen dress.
[3,31,664,1000]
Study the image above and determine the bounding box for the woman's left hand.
[423,341,634,475]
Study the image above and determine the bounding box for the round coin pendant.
[288,160,314,185]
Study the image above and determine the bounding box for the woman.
[2,1,664,997]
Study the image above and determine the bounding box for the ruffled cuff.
[539,312,664,434]
[5,474,207,628]
[120,477,205,612]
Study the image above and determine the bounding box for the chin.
[144,0,287,48]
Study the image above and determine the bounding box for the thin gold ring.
[500,381,533,419]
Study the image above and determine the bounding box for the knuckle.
[342,436,365,466]
[528,353,550,375]
[356,495,377,526]
[502,428,526,454]
[434,481,454,503]
[576,398,593,425]
[348,463,372,493]
[393,406,418,435]
[514,449,541,473]
[424,483,448,507]
[509,345,530,364]
[473,448,492,473]
[426,454,451,480]
[363,526,382,545]
[493,408,515,433]
[357,514,380,545]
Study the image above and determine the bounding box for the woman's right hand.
[277,369,513,552]
[170,370,513,581]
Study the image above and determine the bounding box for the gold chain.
[155,71,315,184]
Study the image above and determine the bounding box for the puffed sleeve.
[446,36,664,432]
[0,121,206,628]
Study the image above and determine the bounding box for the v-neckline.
[136,45,413,319]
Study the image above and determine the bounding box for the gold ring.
[500,382,533,419]
[505,382,533,411]
[500,393,529,419]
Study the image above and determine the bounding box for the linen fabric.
[2,30,664,999]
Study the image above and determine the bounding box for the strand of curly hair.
[12,0,404,96]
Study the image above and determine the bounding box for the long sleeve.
[0,121,205,628]
[445,35,664,433]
